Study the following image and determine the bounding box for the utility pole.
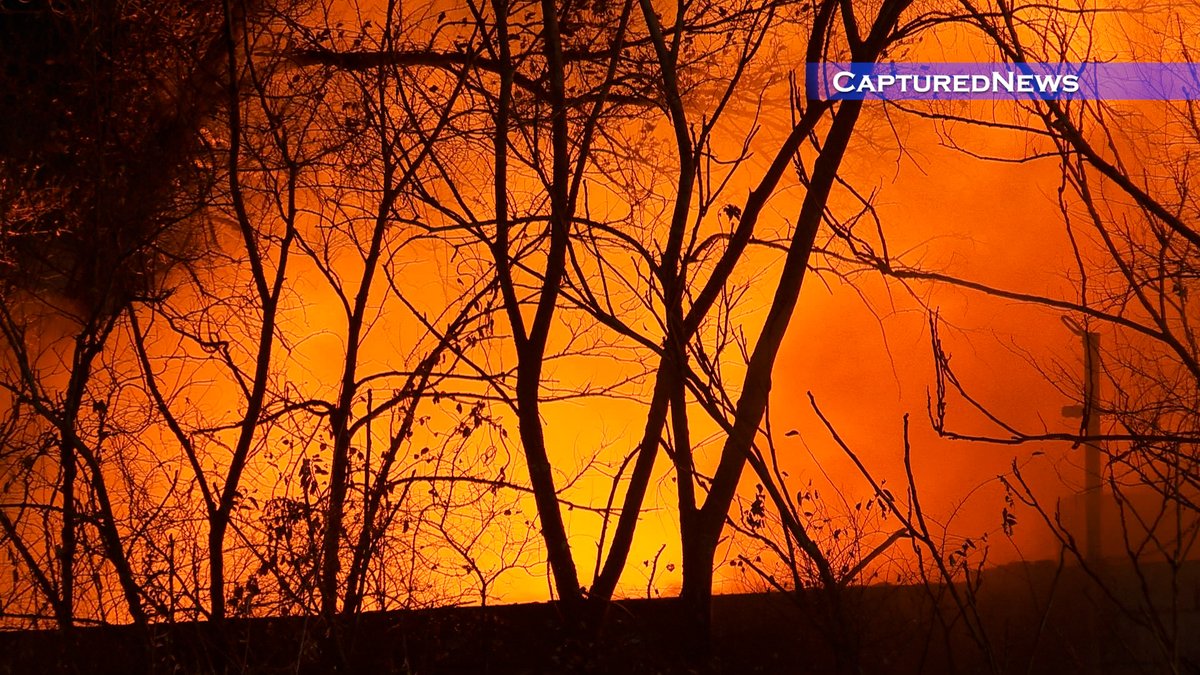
[1061,318,1103,563]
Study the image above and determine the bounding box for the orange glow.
[2,0,1198,635]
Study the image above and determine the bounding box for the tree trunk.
[58,433,76,629]
[209,515,227,620]
[677,96,867,659]
[679,516,717,667]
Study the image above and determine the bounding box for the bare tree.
[0,0,227,628]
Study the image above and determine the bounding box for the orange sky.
[181,1,1194,604]
[4,0,1194,618]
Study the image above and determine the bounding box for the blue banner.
[806,63,1200,101]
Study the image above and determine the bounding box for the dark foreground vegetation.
[3,561,1196,675]
[3,2,1199,675]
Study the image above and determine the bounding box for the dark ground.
[2,561,1197,674]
